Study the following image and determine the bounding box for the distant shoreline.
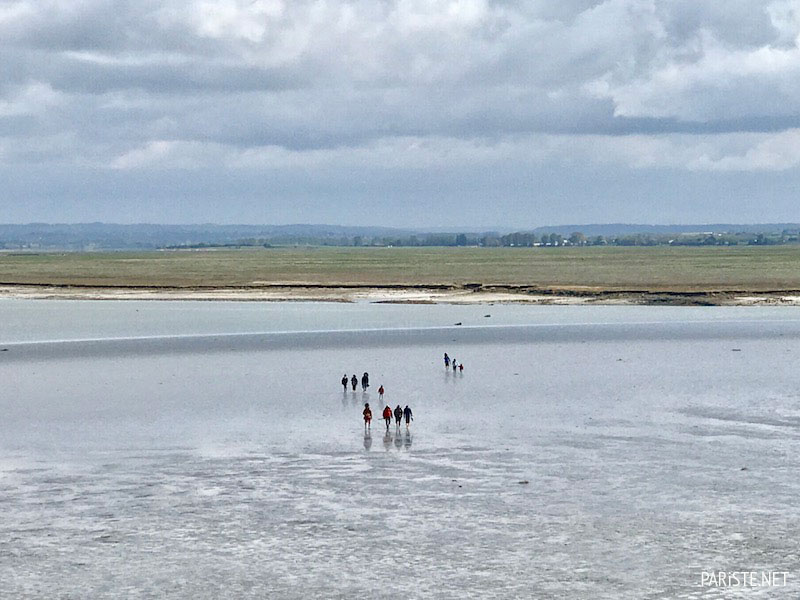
[1,284,799,306]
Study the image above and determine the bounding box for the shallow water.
[1,302,799,598]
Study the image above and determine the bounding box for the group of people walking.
[342,372,370,392]
[343,351,461,434]
[443,353,464,372]
[340,354,470,433]
[339,373,411,431]
[363,403,412,431]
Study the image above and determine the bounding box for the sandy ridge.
[1,283,800,305]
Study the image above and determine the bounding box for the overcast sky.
[2,0,800,226]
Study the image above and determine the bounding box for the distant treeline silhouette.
[167,230,800,249]
[1,223,799,250]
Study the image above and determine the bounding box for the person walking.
[394,405,403,429]
[363,403,372,431]
[452,359,457,372]
[351,374,358,391]
[361,372,370,392]
[403,405,413,429]
[444,353,450,368]
[378,385,384,400]
[459,363,464,372]
[382,405,392,430]
[341,374,348,391]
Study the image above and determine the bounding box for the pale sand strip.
[2,284,800,305]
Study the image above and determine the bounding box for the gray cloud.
[2,0,800,224]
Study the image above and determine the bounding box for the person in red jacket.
[382,405,392,430]
[363,403,372,431]
[378,385,385,400]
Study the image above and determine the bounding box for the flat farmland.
[1,246,800,292]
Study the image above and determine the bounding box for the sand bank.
[2,283,800,305]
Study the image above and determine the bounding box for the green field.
[1,246,800,291]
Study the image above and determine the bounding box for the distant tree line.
[154,229,800,249]
[3,226,800,250]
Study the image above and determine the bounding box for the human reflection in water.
[394,432,403,450]
[363,431,372,451]
[403,430,412,450]
[342,389,349,408]
[383,430,393,451]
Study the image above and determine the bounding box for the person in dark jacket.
[403,405,413,429]
[361,372,369,392]
[351,374,358,391]
[394,405,403,429]
[341,374,348,391]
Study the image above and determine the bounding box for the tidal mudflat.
[1,301,799,598]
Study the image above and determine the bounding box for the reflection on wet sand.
[364,430,412,451]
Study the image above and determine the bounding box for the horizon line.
[3,221,800,230]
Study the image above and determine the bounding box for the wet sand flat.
[1,302,799,598]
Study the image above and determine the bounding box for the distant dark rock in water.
[741,467,748,471]
[484,314,491,317]
[454,322,462,326]
[732,348,742,351]
[0,348,7,352]
[518,480,530,485]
